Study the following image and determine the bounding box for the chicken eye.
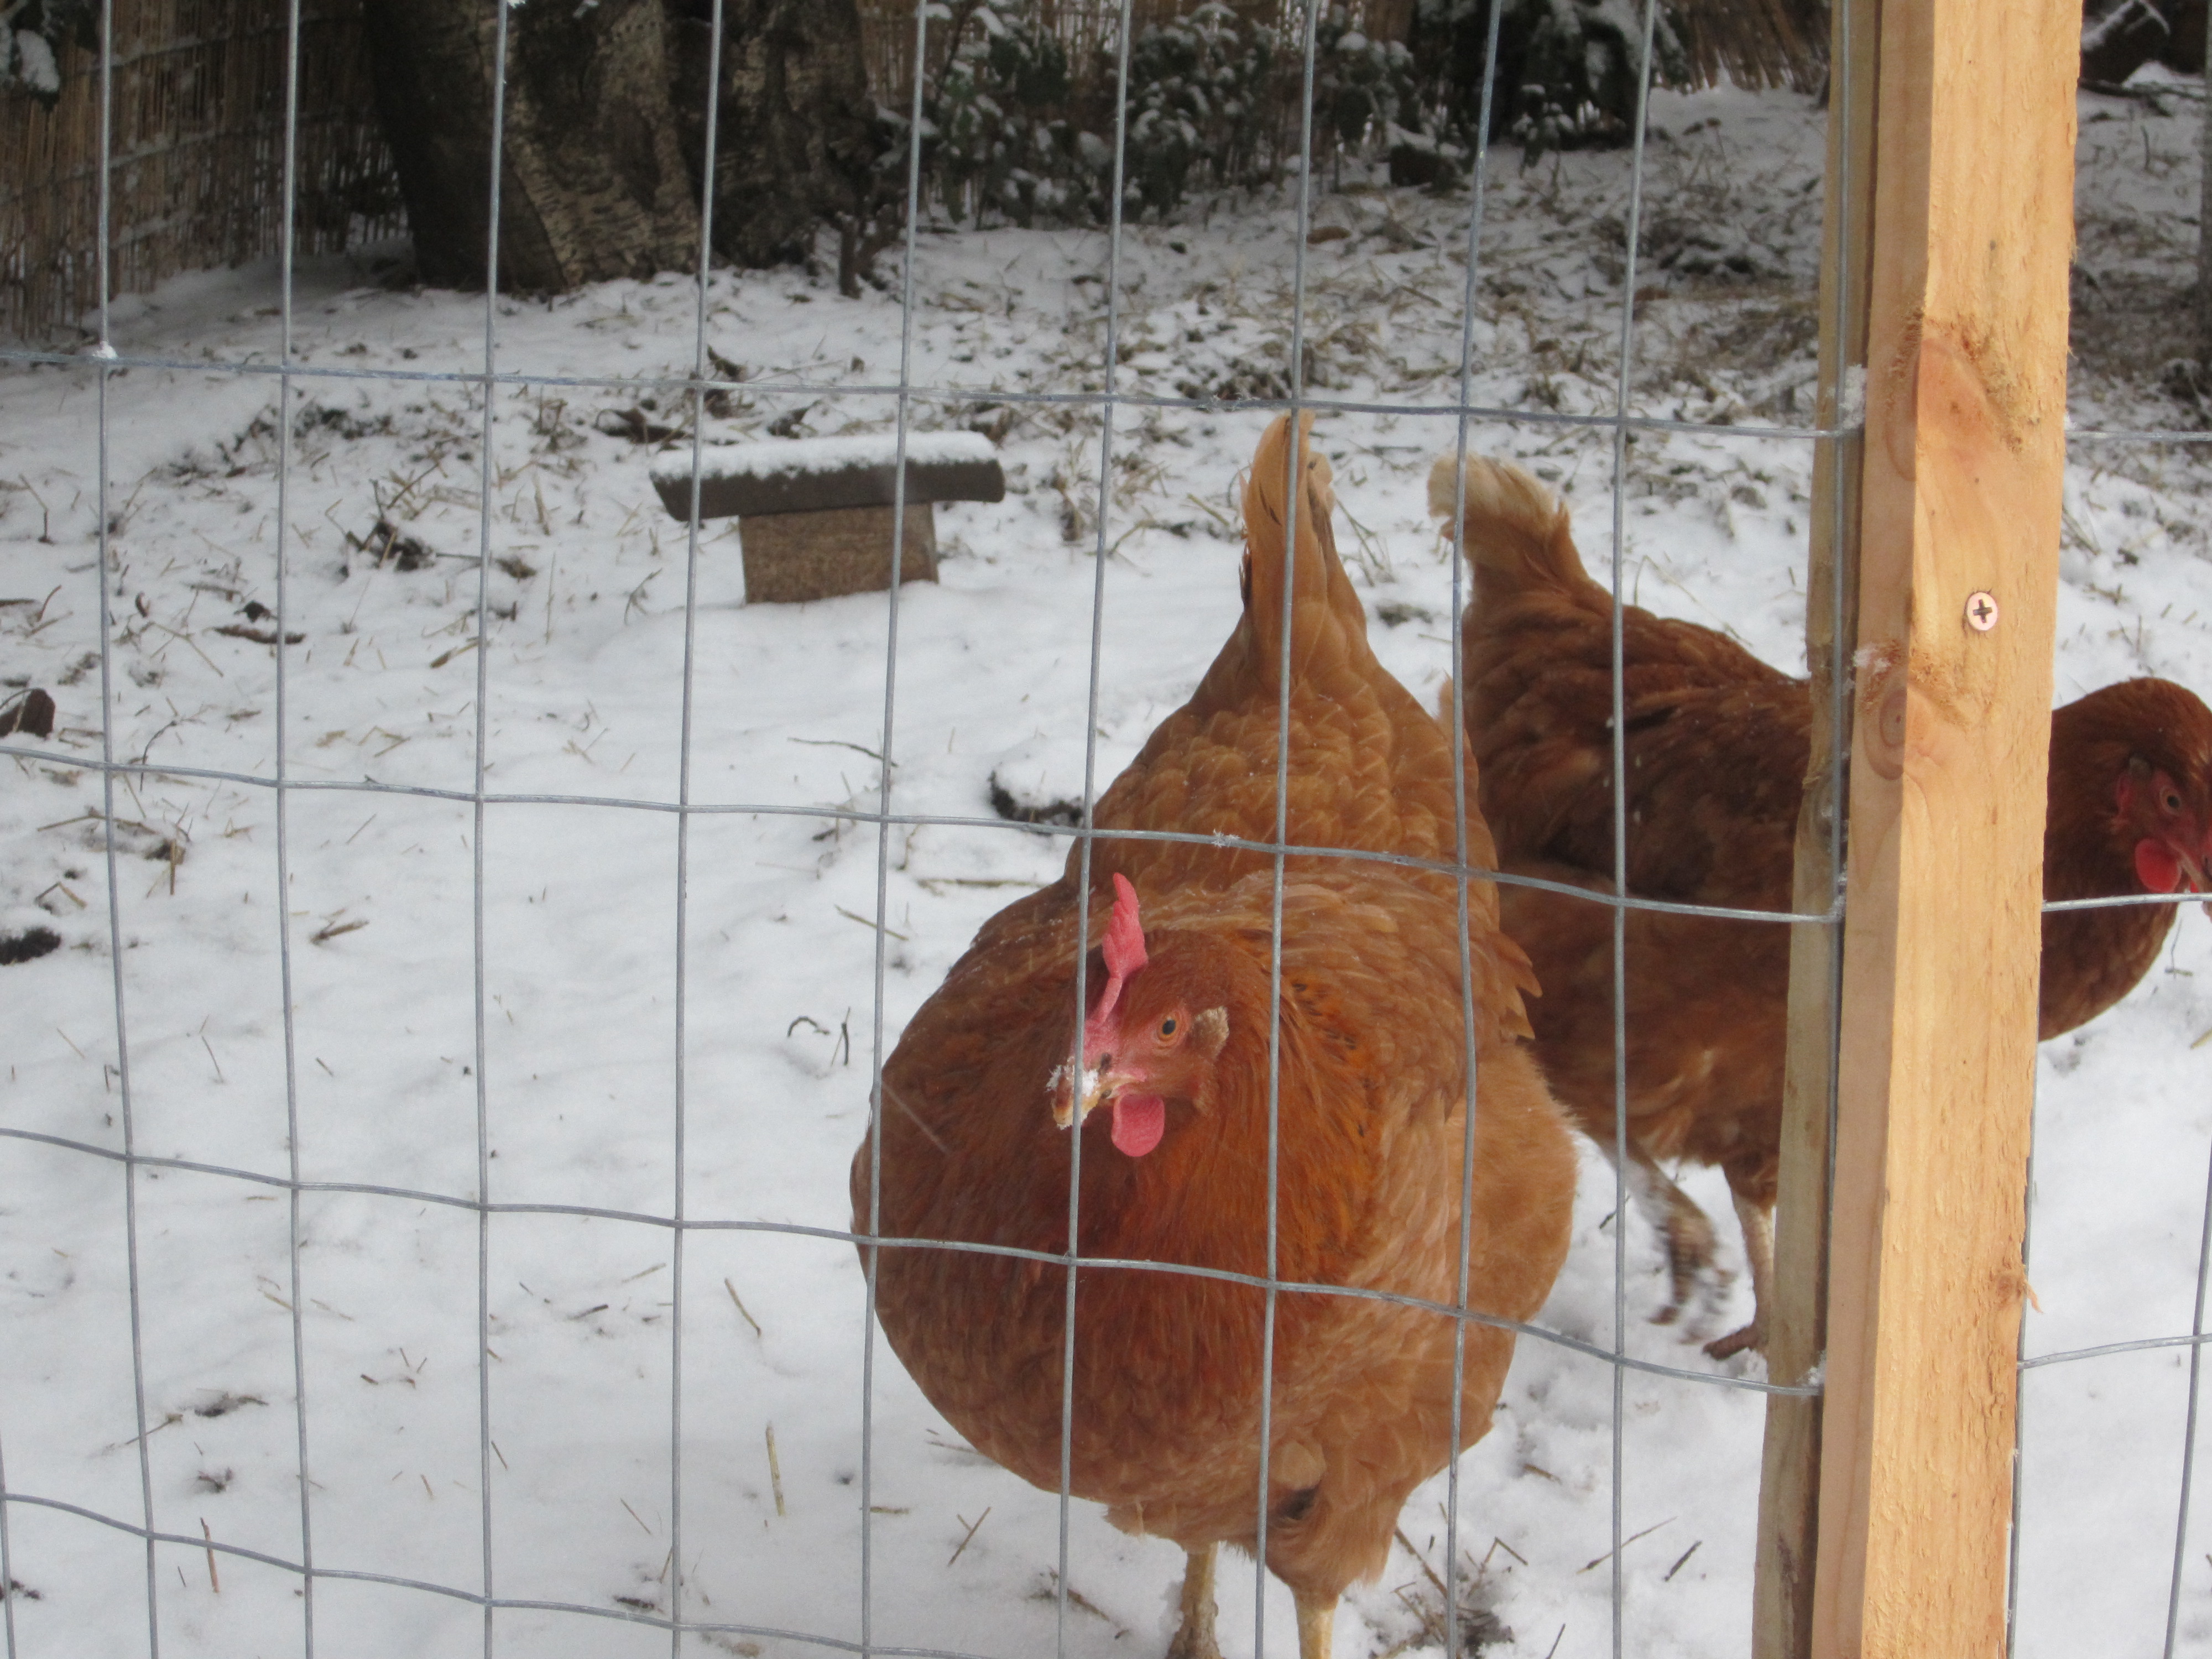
[1160,1017,1177,1037]
[2167,790,2184,815]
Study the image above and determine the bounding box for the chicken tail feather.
[1242,414,1361,673]
[1428,453,1590,603]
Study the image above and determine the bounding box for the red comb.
[1083,875,1147,1047]
[1103,874,1147,980]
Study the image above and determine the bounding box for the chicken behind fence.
[855,415,1577,1659]
[1436,449,2212,1359]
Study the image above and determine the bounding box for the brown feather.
[1440,451,2212,1347]
[854,419,1577,1622]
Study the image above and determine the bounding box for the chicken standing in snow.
[853,415,1577,1659]
[1439,450,2212,1359]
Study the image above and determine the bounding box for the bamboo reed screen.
[0,0,399,344]
[3,0,1817,344]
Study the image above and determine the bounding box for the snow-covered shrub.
[1405,0,1687,160]
[925,0,1087,228]
[1118,2,1280,218]
[1309,10,1420,153]
[1512,0,1685,159]
[1305,9,1448,190]
[891,0,1689,230]
[1,0,91,106]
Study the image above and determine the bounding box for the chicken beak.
[1048,1061,1114,1131]
[2179,844,2212,916]
[2176,846,2212,920]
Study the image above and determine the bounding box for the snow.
[3,80,2212,1658]
[11,29,59,98]
[647,431,1000,492]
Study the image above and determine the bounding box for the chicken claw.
[1704,1318,1763,1360]
[1163,1544,1222,1659]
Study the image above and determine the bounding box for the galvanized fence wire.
[858,2,943,1655]
[0,1428,14,1655]
[2017,359,2212,1658]
[272,1,319,1654]
[2021,478,2212,1657]
[469,12,515,1653]
[7,3,2211,1657]
[1434,2,1514,1653]
[1050,4,1143,1652]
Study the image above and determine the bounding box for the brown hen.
[854,416,1577,1659]
[1437,451,2212,1359]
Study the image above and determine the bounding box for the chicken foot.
[1164,1543,1222,1659]
[1157,1543,1335,1659]
[1703,1188,1775,1361]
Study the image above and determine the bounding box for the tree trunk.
[363,0,701,293]
[664,0,875,269]
[2164,0,2206,70]
[2200,56,2212,357]
[2082,0,2174,85]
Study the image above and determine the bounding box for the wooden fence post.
[1752,0,1879,1650]
[1807,1,2077,1654]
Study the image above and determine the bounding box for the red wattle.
[1112,1094,1166,1157]
[2137,838,2183,893]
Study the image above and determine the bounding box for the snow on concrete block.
[648,431,1004,520]
[648,432,1001,604]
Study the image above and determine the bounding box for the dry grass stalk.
[945,1504,990,1568]
[1576,1516,1674,1574]
[724,1278,764,1338]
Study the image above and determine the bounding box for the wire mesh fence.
[4,1,2212,1656]
[0,0,399,345]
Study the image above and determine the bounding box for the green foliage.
[1119,2,1279,218]
[1510,0,1685,161]
[1116,4,1437,218]
[911,0,1292,228]
[1405,0,1517,142]
[1405,0,1687,162]
[1309,9,1419,153]
[924,0,1088,228]
[886,0,1687,232]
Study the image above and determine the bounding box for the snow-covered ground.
[4,79,2212,1659]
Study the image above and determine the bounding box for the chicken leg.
[1160,1545,1337,1659]
[1164,1544,1220,1659]
[1703,1186,1775,1360]
[1295,1592,1335,1659]
[1603,1138,1730,1325]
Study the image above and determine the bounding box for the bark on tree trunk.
[664,0,875,270]
[2200,63,2212,356]
[2168,0,2206,70]
[363,0,701,293]
[2083,0,2176,85]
